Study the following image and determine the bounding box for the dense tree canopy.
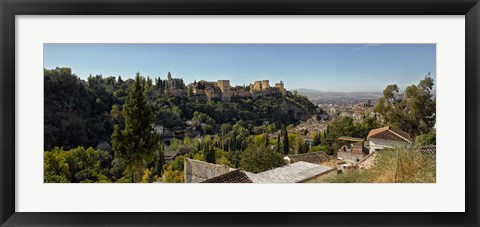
[414,130,436,147]
[44,67,117,150]
[44,67,317,152]
[374,74,436,137]
[44,147,111,183]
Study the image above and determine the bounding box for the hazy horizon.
[44,44,436,92]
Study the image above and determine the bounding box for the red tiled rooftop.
[367,126,413,143]
[288,151,334,165]
[201,170,253,183]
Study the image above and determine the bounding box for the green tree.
[162,165,184,183]
[172,155,185,171]
[44,148,71,183]
[171,105,182,119]
[240,145,286,173]
[276,133,282,153]
[44,67,116,150]
[45,146,111,183]
[204,145,216,164]
[152,146,165,176]
[187,85,194,97]
[65,146,110,183]
[192,111,215,126]
[110,157,127,181]
[356,114,381,138]
[141,168,155,183]
[220,123,232,137]
[266,123,277,134]
[110,104,124,128]
[374,74,436,136]
[414,131,436,146]
[313,132,322,146]
[111,73,160,183]
[325,116,356,153]
[146,76,153,90]
[282,126,289,155]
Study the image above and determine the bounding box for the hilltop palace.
[154,72,287,102]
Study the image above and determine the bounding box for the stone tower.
[261,80,270,91]
[217,80,231,102]
[250,81,261,92]
[275,80,286,95]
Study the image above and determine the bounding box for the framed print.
[1,0,479,226]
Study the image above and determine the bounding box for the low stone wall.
[337,151,367,163]
[184,158,231,183]
[302,168,337,183]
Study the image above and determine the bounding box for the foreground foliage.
[332,148,436,183]
[44,147,111,183]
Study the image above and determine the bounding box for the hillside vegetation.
[44,67,317,150]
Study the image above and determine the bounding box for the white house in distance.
[367,126,413,153]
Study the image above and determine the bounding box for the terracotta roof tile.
[390,128,413,143]
[201,170,253,183]
[367,126,390,138]
[367,126,413,143]
[288,151,334,165]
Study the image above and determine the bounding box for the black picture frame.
[1,0,479,226]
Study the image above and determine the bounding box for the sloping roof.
[337,136,364,142]
[288,151,334,165]
[367,126,413,143]
[367,126,390,138]
[164,150,180,159]
[244,161,334,183]
[201,170,253,183]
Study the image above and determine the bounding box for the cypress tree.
[264,133,269,148]
[282,126,289,155]
[111,72,160,182]
[153,145,165,177]
[313,132,322,146]
[205,144,216,164]
[276,133,281,153]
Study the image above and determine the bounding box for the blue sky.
[44,44,436,92]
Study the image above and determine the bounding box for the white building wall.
[368,138,411,154]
